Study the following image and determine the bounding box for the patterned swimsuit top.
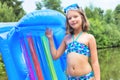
[65,32,90,57]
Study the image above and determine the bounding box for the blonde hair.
[66,9,90,35]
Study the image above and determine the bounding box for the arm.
[88,34,100,80]
[45,28,66,60]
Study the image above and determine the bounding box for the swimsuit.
[65,32,94,80]
[65,32,90,57]
[67,71,94,80]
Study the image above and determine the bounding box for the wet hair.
[65,5,90,35]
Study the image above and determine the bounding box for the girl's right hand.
[45,28,53,39]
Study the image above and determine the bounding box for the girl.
[45,4,100,80]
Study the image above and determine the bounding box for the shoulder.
[83,32,95,40]
[88,34,95,39]
[83,32,96,42]
[87,33,96,43]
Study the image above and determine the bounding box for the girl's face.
[67,10,82,30]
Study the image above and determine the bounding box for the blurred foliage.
[85,4,120,48]
[0,0,25,22]
[0,54,8,80]
[35,0,63,13]
[114,4,120,26]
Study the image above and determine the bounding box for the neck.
[74,29,83,36]
[72,31,83,41]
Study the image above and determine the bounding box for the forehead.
[66,10,80,17]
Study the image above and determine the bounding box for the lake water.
[98,47,120,80]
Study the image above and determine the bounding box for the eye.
[74,15,78,18]
[67,17,72,20]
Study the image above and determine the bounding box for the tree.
[0,2,17,22]
[85,7,104,20]
[103,9,114,23]
[36,1,42,10]
[113,4,120,26]
[85,7,94,19]
[0,0,25,21]
[35,0,63,13]
[0,54,7,80]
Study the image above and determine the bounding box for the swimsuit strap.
[72,31,83,41]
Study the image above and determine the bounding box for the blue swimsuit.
[65,32,90,57]
[65,41,90,57]
[67,71,94,80]
[65,32,94,80]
